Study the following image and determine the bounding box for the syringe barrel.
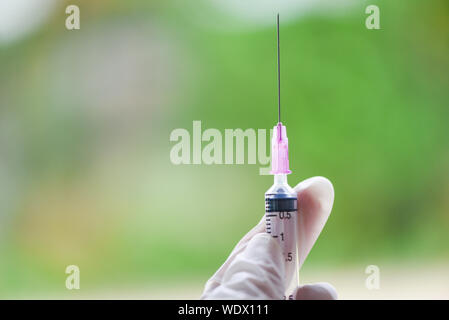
[265,175,298,299]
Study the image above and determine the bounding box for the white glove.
[201,176,337,300]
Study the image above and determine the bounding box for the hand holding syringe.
[202,14,336,300]
[201,176,336,300]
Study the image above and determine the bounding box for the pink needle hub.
[270,122,291,175]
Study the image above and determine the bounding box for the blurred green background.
[0,0,448,299]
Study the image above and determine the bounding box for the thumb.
[204,233,285,299]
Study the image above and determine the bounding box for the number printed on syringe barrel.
[265,177,298,299]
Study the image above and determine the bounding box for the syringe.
[265,14,299,299]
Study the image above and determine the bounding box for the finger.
[293,282,338,300]
[202,216,265,296]
[294,176,334,270]
[204,233,285,300]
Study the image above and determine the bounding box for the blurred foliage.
[0,0,448,297]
